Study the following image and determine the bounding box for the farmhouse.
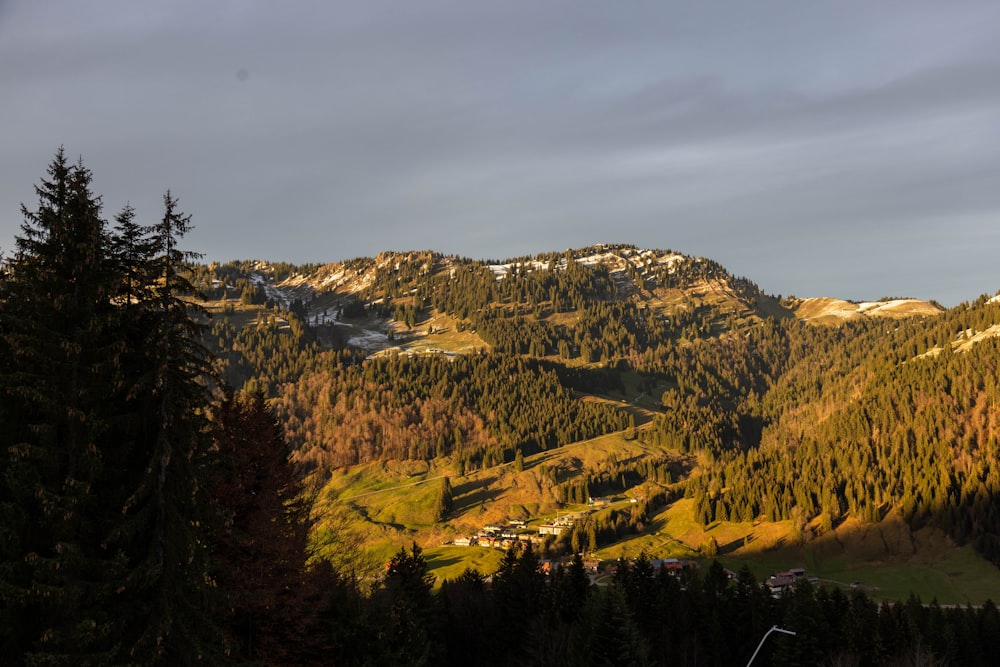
[766,569,807,596]
[651,557,690,577]
[538,523,568,536]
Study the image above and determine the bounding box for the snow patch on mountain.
[344,324,390,350]
[487,248,690,280]
[577,251,622,268]
[488,260,550,280]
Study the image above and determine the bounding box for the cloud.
[1,1,999,305]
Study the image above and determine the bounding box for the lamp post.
[746,625,796,666]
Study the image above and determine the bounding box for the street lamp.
[746,625,796,666]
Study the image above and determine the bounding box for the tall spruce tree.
[0,149,124,663]
[111,191,223,664]
[0,154,223,664]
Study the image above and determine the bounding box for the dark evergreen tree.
[435,476,453,522]
[438,569,494,665]
[0,149,125,663]
[211,390,322,665]
[490,545,546,660]
[109,203,157,308]
[554,553,592,624]
[111,191,224,664]
[374,543,438,665]
[570,585,648,667]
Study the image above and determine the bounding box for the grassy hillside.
[307,419,1000,603]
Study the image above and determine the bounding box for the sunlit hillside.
[190,245,1000,604]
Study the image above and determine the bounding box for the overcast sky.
[2,1,1000,306]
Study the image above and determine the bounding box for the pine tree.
[109,203,157,308]
[111,191,224,664]
[0,149,125,662]
[212,390,322,665]
[375,543,437,665]
[570,586,649,667]
[490,544,545,659]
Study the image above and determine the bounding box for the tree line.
[340,544,1000,667]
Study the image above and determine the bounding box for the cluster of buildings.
[452,512,595,549]
[448,515,703,582]
[450,519,818,595]
[452,519,545,551]
[537,512,581,537]
[450,498,619,549]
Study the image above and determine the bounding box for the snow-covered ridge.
[487,246,689,280]
[235,245,710,353]
[487,260,551,280]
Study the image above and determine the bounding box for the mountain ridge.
[218,244,950,357]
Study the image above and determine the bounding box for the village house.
[651,558,689,577]
[766,569,807,596]
[538,523,568,536]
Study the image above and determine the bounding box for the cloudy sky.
[2,1,999,306]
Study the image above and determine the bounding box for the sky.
[2,1,1000,306]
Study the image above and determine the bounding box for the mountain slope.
[192,244,1000,595]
